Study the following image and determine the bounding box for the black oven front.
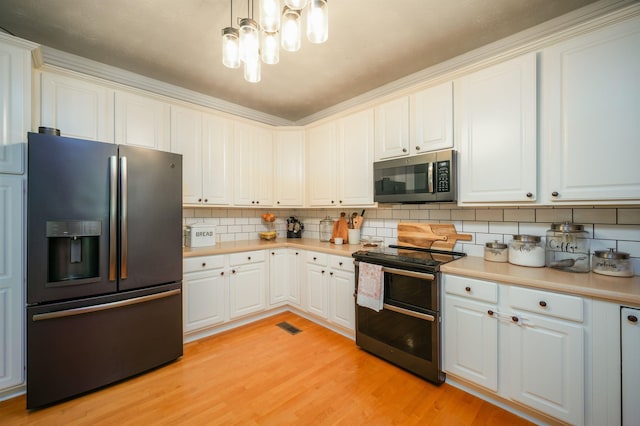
[354,262,444,385]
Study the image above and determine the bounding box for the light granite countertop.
[183,238,640,306]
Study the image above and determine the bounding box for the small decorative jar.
[545,222,590,272]
[509,235,545,267]
[592,249,634,277]
[484,241,508,263]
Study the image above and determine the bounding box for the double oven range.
[352,245,465,384]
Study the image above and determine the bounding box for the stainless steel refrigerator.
[26,132,183,409]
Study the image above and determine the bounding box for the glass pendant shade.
[261,31,280,64]
[259,0,280,32]
[307,0,328,43]
[239,18,259,64]
[281,7,301,52]
[284,0,307,9]
[244,59,261,83]
[221,27,241,68]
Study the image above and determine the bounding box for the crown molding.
[39,47,295,127]
[35,0,638,127]
[297,0,640,125]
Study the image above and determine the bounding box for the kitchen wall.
[183,204,640,274]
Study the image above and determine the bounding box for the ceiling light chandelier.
[221,0,329,83]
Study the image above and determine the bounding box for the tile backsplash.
[183,204,640,275]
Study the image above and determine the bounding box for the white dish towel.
[357,262,384,312]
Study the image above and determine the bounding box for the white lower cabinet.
[443,274,585,425]
[305,252,329,319]
[183,255,226,332]
[328,255,355,330]
[268,248,289,306]
[621,307,640,426]
[287,249,303,307]
[228,251,267,319]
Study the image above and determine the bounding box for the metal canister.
[545,222,590,272]
[319,216,333,242]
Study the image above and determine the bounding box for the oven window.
[385,273,438,311]
[357,306,436,361]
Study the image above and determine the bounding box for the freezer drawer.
[26,283,183,409]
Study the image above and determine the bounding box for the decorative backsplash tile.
[183,204,640,274]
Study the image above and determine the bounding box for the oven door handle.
[381,266,435,281]
[383,303,435,322]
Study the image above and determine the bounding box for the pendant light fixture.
[221,1,240,68]
[221,0,328,83]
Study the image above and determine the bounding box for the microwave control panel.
[436,160,450,193]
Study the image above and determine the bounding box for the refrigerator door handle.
[31,289,182,321]
[120,156,128,280]
[109,156,118,281]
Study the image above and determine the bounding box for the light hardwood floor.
[0,312,533,425]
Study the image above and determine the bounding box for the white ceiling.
[0,0,627,123]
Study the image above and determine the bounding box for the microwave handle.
[427,162,434,193]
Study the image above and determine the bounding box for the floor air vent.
[276,322,302,335]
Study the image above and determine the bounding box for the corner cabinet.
[456,53,537,204]
[0,34,35,174]
[541,15,640,204]
[233,122,273,207]
[443,274,586,425]
[0,175,24,393]
[171,106,232,205]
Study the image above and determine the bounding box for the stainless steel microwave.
[373,149,456,203]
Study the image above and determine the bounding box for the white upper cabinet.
[39,71,114,143]
[273,129,305,207]
[0,34,35,174]
[411,81,454,153]
[456,53,537,204]
[233,122,273,207]
[541,15,640,204]
[308,110,375,208]
[374,97,410,160]
[374,81,453,161]
[307,121,338,206]
[114,90,170,151]
[171,106,232,205]
[338,108,375,206]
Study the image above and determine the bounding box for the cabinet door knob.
[511,316,519,323]
[247,256,251,260]
[271,252,275,255]
[256,201,259,204]
[339,200,343,204]
[339,262,343,266]
[487,310,494,316]
[552,191,559,197]
[402,148,407,153]
[465,286,471,292]
[330,272,333,276]
[232,269,236,274]
[202,263,206,267]
[628,315,638,323]
[415,146,421,151]
[526,192,533,198]
[220,271,224,276]
[198,198,202,202]
[204,198,208,202]
[322,270,325,274]
[296,252,299,255]
[277,201,280,205]
[539,300,547,307]
[313,257,317,261]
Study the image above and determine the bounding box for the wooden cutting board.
[330,214,350,243]
[397,223,472,251]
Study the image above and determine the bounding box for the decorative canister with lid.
[319,216,333,242]
[545,222,590,272]
[509,235,545,267]
[592,249,634,277]
[484,241,508,263]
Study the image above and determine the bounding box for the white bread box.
[185,224,216,247]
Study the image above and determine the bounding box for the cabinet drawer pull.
[552,191,559,197]
[526,192,533,198]
[232,269,236,274]
[539,300,547,307]
[204,198,208,202]
[465,286,471,292]
[487,310,494,316]
[220,271,224,276]
[201,263,206,267]
[628,315,638,323]
[247,256,251,260]
[339,262,343,266]
[512,316,519,323]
